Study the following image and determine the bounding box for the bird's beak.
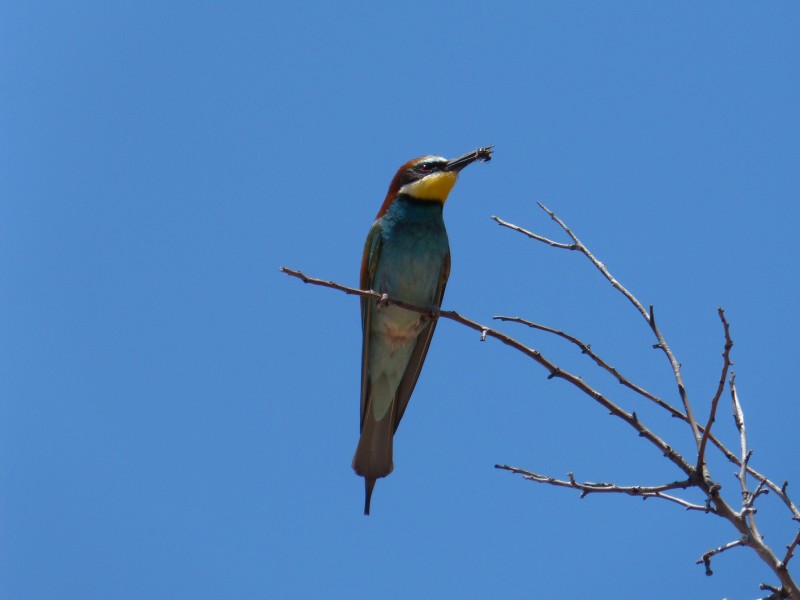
[444,146,494,173]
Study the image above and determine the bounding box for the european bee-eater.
[353,146,493,515]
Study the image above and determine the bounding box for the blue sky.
[2,2,799,598]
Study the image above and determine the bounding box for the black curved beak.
[444,146,494,173]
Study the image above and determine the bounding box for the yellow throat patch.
[398,171,458,203]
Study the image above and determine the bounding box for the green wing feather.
[390,250,450,432]
[359,222,382,430]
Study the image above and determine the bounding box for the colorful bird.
[353,146,493,515]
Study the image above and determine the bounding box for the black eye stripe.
[417,161,443,173]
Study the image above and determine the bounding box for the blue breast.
[374,196,449,306]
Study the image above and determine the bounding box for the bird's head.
[376,146,493,217]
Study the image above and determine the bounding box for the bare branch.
[497,204,703,448]
[491,215,577,250]
[541,202,660,327]
[494,464,706,510]
[710,435,800,522]
[697,308,734,473]
[492,205,800,595]
[697,538,748,576]
[745,481,771,513]
[494,313,800,526]
[494,315,684,418]
[728,372,771,561]
[759,582,789,600]
[651,491,715,512]
[784,529,800,570]
[731,372,750,507]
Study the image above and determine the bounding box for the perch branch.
[281,266,695,477]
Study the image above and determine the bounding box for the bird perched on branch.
[353,146,493,515]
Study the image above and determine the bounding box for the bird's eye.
[418,162,433,173]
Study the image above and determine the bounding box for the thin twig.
[494,464,706,510]
[494,315,683,417]
[491,215,577,250]
[784,530,800,570]
[744,481,770,513]
[648,303,701,448]
[711,437,800,522]
[729,372,769,556]
[731,372,750,507]
[517,204,651,322]
[697,308,734,474]
[696,538,748,576]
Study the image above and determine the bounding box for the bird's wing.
[391,250,450,433]
[359,221,383,430]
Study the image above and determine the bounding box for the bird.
[352,146,493,515]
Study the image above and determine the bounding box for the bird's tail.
[364,479,376,516]
[352,410,394,516]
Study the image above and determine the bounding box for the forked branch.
[494,205,703,447]
[283,203,798,598]
[492,204,798,599]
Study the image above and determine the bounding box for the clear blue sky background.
[2,2,799,599]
